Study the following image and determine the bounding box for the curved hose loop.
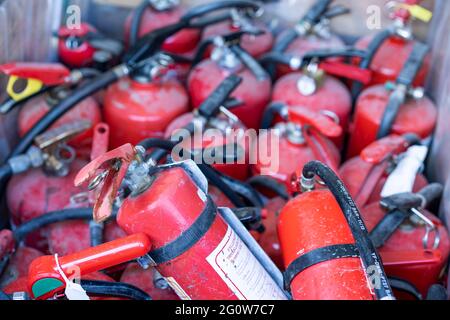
[79,280,151,300]
[302,160,395,300]
[388,277,422,300]
[247,175,290,200]
[376,88,405,139]
[351,28,393,102]
[260,102,287,129]
[191,38,216,67]
[13,208,97,244]
[129,0,152,47]
[216,171,265,208]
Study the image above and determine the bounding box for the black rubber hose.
[89,221,104,247]
[13,208,94,243]
[129,0,151,47]
[136,138,247,208]
[138,138,177,151]
[0,290,10,300]
[191,38,215,67]
[426,284,448,300]
[302,161,394,300]
[78,68,102,79]
[219,173,264,208]
[188,11,231,29]
[351,29,392,101]
[231,45,268,81]
[376,90,405,139]
[181,0,260,22]
[388,277,422,300]
[259,52,294,68]
[79,280,151,300]
[247,175,289,200]
[7,69,121,160]
[197,164,246,208]
[260,102,286,129]
[0,164,12,185]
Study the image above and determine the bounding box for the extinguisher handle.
[288,107,343,138]
[198,75,243,120]
[0,63,70,86]
[28,233,152,300]
[380,183,443,212]
[360,134,420,164]
[75,144,137,222]
[396,41,429,87]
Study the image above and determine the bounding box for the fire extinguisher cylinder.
[301,161,395,300]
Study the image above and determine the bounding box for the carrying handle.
[380,183,443,212]
[376,42,429,139]
[0,63,70,86]
[360,134,419,164]
[288,106,343,138]
[74,144,138,223]
[198,75,243,120]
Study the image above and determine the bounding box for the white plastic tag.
[54,254,90,300]
[380,145,428,197]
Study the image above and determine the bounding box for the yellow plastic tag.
[399,4,433,23]
[6,75,43,102]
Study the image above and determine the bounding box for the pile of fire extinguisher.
[0,0,448,301]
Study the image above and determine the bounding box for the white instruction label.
[206,226,287,300]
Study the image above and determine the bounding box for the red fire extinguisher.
[0,62,102,156]
[103,53,189,149]
[340,134,429,209]
[269,0,349,78]
[352,0,432,94]
[58,22,123,69]
[201,5,274,58]
[27,144,288,300]
[347,42,436,158]
[124,0,201,55]
[265,48,372,148]
[252,104,342,189]
[278,160,395,300]
[362,183,450,299]
[188,30,272,130]
[6,122,93,251]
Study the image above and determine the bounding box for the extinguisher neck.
[391,18,413,40]
[285,123,306,146]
